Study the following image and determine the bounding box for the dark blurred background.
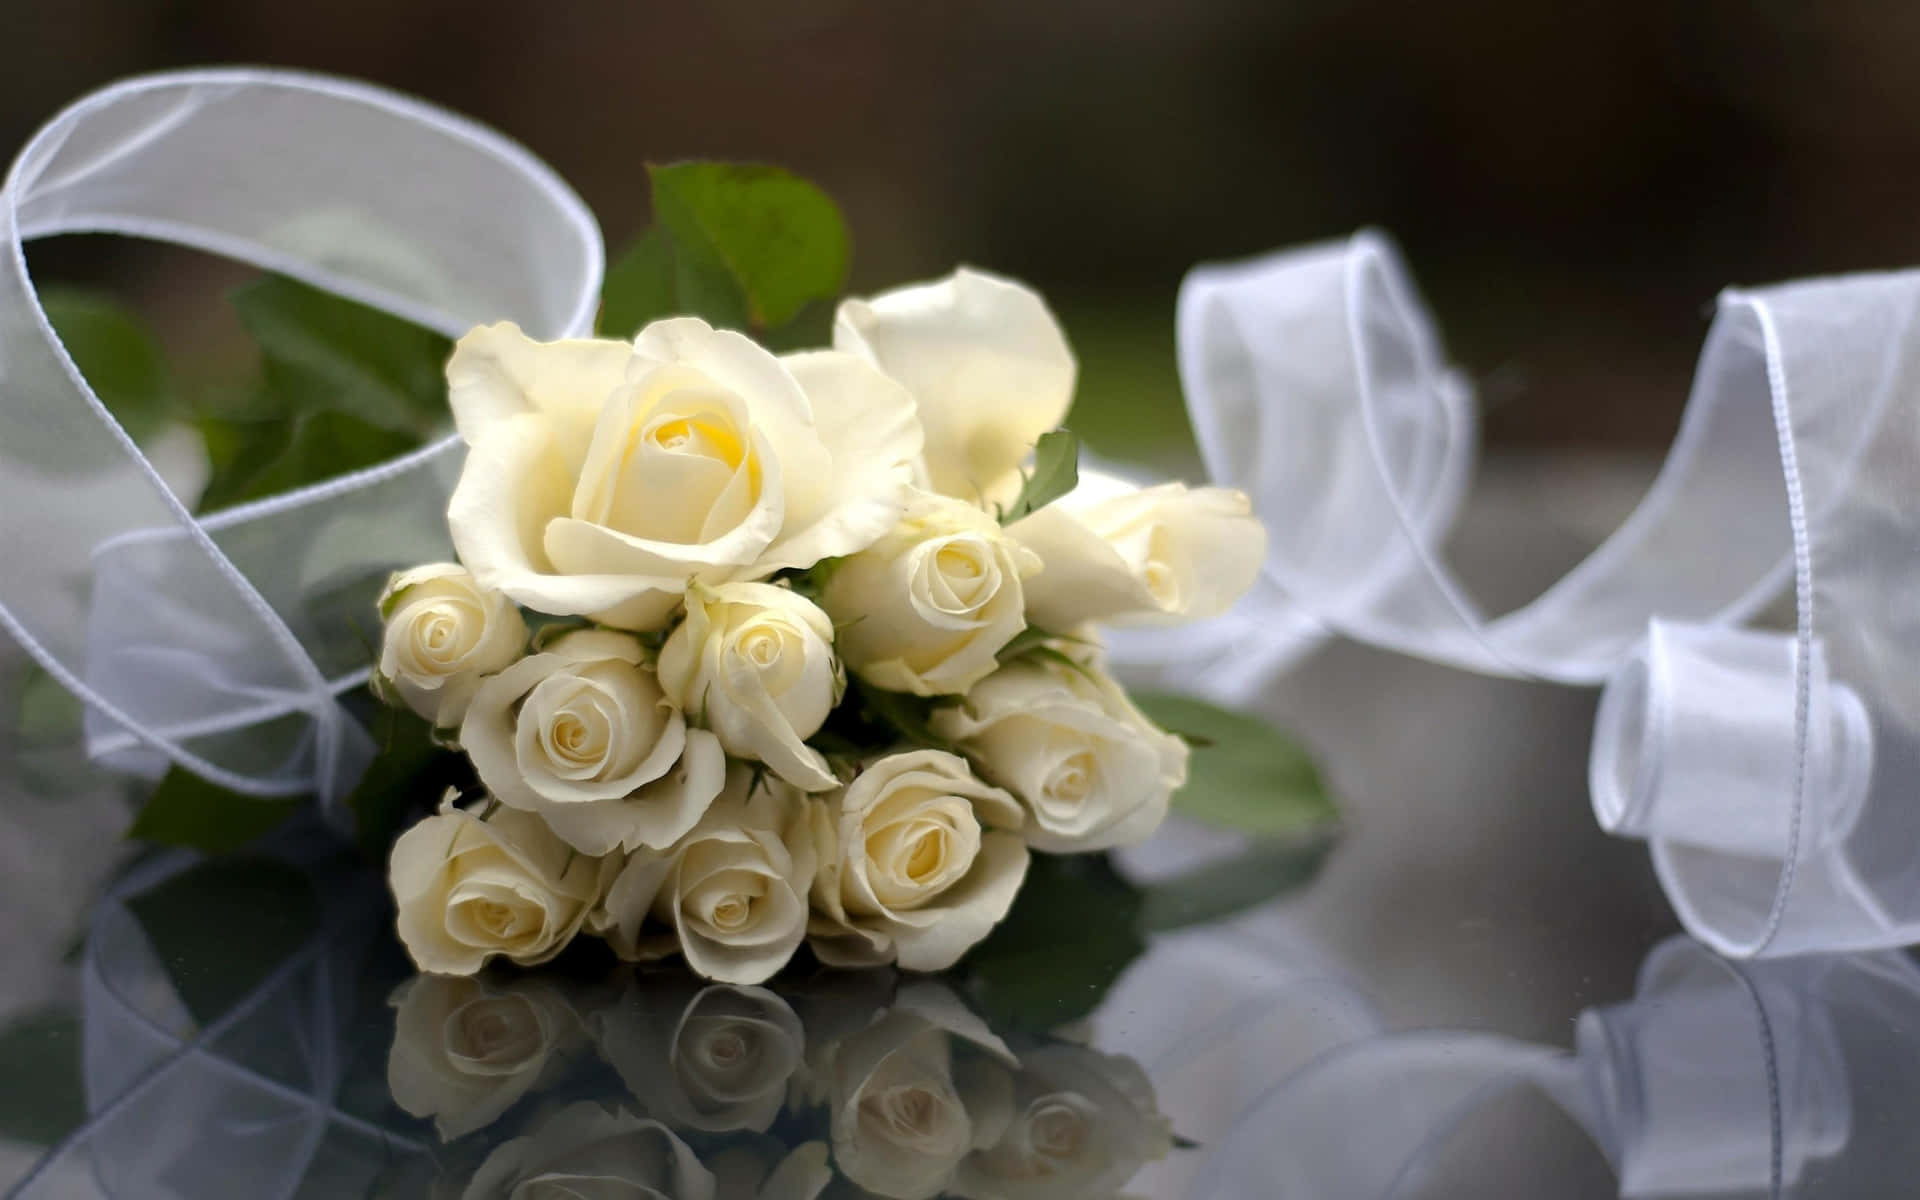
[8,0,1920,456]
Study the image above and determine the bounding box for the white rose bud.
[461,1101,715,1200]
[377,564,527,729]
[390,799,613,975]
[446,318,923,630]
[835,267,1074,510]
[594,976,805,1134]
[1009,468,1267,629]
[806,749,1029,971]
[954,1044,1174,1200]
[386,974,582,1141]
[826,986,1019,1200]
[461,629,726,856]
[931,655,1187,853]
[821,493,1041,697]
[659,582,843,792]
[591,765,816,985]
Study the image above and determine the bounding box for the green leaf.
[348,705,469,861]
[998,429,1080,524]
[15,664,82,745]
[994,624,1092,664]
[648,161,851,330]
[196,409,416,514]
[964,852,1145,1032]
[599,226,682,337]
[127,767,306,855]
[41,288,176,446]
[1131,691,1339,839]
[850,676,957,752]
[0,1008,84,1145]
[229,275,452,435]
[1138,833,1336,933]
[126,857,319,1026]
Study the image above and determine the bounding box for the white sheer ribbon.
[0,69,603,811]
[1119,231,1920,958]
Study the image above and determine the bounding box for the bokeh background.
[2,4,1914,1192]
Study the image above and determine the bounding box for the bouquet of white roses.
[378,257,1268,984]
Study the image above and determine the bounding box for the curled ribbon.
[1125,231,1920,958]
[0,69,603,812]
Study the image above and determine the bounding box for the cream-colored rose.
[820,493,1041,697]
[806,750,1029,971]
[710,1140,832,1200]
[387,974,582,1141]
[377,564,527,729]
[953,1044,1174,1200]
[446,318,923,630]
[460,628,725,856]
[659,582,842,792]
[1009,468,1266,629]
[930,655,1187,853]
[390,799,614,975]
[461,1100,714,1200]
[592,765,816,985]
[835,268,1074,509]
[824,986,1018,1200]
[594,976,805,1133]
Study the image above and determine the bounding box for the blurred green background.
[7,0,1920,463]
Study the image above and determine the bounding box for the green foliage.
[347,704,471,862]
[126,857,319,1027]
[0,1008,84,1146]
[128,767,305,855]
[601,162,851,337]
[847,677,957,753]
[963,852,1146,1032]
[1132,691,1339,839]
[598,226,680,338]
[228,276,451,435]
[1138,833,1336,933]
[41,288,178,447]
[998,429,1080,524]
[197,276,450,513]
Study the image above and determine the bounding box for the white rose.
[461,1100,715,1200]
[820,493,1041,697]
[1008,468,1267,629]
[954,1044,1174,1200]
[377,564,527,728]
[825,986,1019,1200]
[710,1140,833,1200]
[930,655,1187,853]
[446,319,923,630]
[461,628,726,856]
[835,268,1074,509]
[591,765,816,985]
[390,799,614,975]
[806,750,1029,971]
[387,974,582,1141]
[659,582,843,792]
[594,976,805,1134]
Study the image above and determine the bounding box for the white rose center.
[863,1080,967,1154]
[685,867,770,937]
[403,596,484,669]
[923,537,1001,616]
[1043,750,1099,810]
[861,793,981,911]
[573,384,763,548]
[445,880,550,954]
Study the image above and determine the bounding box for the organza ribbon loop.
[1142,229,1920,959]
[0,69,603,806]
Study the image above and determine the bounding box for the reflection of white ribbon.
[0,70,602,812]
[1192,937,1915,1198]
[1127,231,1920,958]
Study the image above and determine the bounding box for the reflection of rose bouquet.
[367,165,1289,984]
[388,968,1177,1200]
